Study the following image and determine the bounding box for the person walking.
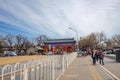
[91,49,97,65]
[96,51,99,61]
[99,50,104,65]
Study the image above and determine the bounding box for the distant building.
[27,46,44,55]
[43,38,76,54]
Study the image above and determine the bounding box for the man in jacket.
[99,50,104,65]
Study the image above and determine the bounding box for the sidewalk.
[59,56,104,80]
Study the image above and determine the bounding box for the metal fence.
[0,52,77,80]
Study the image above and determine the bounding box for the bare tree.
[15,35,25,54]
[78,33,97,49]
[15,35,33,55]
[5,34,15,50]
[78,32,107,49]
[112,34,120,46]
[86,33,98,49]
[96,32,106,47]
[0,35,7,53]
[105,39,113,48]
[22,38,34,54]
[36,35,49,47]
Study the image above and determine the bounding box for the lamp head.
[68,27,72,29]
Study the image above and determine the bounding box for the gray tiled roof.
[43,38,76,43]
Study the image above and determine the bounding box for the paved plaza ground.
[59,55,119,80]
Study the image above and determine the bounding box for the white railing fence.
[0,52,77,80]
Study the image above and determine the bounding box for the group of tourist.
[79,48,105,65]
[91,49,104,65]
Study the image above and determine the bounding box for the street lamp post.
[68,27,79,51]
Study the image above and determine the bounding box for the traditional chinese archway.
[43,38,76,54]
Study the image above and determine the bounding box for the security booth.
[116,50,120,62]
[114,47,120,61]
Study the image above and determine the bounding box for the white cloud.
[0,0,120,38]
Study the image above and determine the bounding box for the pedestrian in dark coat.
[91,50,97,65]
[96,50,100,61]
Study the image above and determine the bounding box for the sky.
[0,0,120,39]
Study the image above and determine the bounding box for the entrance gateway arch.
[43,38,76,54]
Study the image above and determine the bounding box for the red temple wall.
[44,44,76,54]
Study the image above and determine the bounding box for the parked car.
[4,52,17,57]
[103,51,107,54]
[0,53,4,57]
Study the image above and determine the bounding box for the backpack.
[99,53,104,58]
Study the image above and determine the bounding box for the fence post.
[62,55,65,73]
[2,65,12,80]
[23,64,28,80]
[52,55,55,80]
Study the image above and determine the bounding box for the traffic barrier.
[0,52,77,80]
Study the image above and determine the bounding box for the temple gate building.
[43,38,76,54]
